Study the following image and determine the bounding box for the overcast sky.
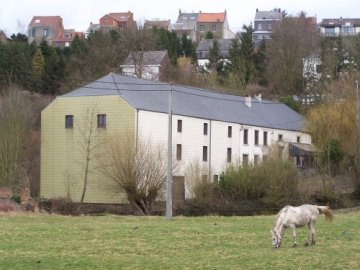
[1,0,359,36]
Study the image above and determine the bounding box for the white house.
[43,73,315,202]
[120,50,170,81]
[320,18,360,37]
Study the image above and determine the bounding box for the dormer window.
[35,19,40,23]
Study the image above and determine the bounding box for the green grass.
[0,211,359,269]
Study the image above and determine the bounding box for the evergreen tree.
[205,31,214,39]
[32,48,45,76]
[254,39,267,86]
[180,34,197,63]
[207,39,221,70]
[240,25,256,84]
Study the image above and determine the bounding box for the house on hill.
[252,8,282,47]
[28,16,83,47]
[86,11,137,35]
[41,73,315,203]
[197,10,235,41]
[143,20,172,31]
[196,38,233,69]
[320,18,360,37]
[120,50,171,81]
[28,16,64,45]
[174,10,199,41]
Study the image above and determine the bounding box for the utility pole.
[166,84,173,220]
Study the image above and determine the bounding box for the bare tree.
[76,104,103,203]
[266,15,319,99]
[121,29,156,78]
[100,132,171,215]
[0,87,34,189]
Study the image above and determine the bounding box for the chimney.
[179,8,181,14]
[255,93,262,102]
[256,8,258,12]
[245,95,252,108]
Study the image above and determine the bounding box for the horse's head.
[270,230,281,248]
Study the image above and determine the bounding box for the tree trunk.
[349,156,360,197]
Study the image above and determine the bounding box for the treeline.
[0,28,197,95]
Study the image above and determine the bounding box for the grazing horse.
[271,204,333,248]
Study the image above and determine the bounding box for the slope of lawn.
[0,210,359,269]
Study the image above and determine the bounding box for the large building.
[197,10,235,40]
[41,73,313,203]
[252,8,282,47]
[174,10,199,42]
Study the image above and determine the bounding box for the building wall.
[137,110,311,197]
[197,22,224,40]
[41,95,136,203]
[122,65,161,80]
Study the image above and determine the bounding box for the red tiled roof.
[198,12,226,23]
[109,12,132,22]
[29,16,63,27]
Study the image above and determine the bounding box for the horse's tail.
[317,206,334,221]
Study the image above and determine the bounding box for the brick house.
[28,16,64,45]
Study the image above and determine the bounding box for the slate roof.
[320,18,360,27]
[62,73,305,131]
[121,51,168,66]
[144,20,171,30]
[255,10,282,21]
[196,39,233,57]
[176,13,199,24]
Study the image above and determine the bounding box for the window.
[227,148,232,163]
[43,28,49,37]
[203,123,208,135]
[243,129,248,144]
[203,146,208,162]
[212,24,216,32]
[324,27,336,37]
[254,130,259,146]
[97,114,106,128]
[254,155,259,165]
[213,175,219,183]
[200,25,205,32]
[263,131,268,146]
[243,154,249,165]
[341,26,355,36]
[278,134,283,142]
[297,136,301,143]
[65,115,74,129]
[228,126,232,138]
[258,23,262,30]
[177,119,182,132]
[31,28,36,37]
[176,144,182,161]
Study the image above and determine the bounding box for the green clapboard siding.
[41,95,135,203]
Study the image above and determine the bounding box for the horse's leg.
[305,223,311,246]
[290,225,297,247]
[311,221,316,245]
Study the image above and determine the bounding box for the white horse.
[271,204,333,248]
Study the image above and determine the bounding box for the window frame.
[263,131,268,146]
[97,114,106,128]
[254,130,259,146]
[177,119,182,133]
[203,146,208,162]
[228,126,232,138]
[227,147,232,163]
[176,144,182,161]
[203,123,208,135]
[65,115,74,129]
[243,129,248,145]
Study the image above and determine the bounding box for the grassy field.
[0,210,359,270]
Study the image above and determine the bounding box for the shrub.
[219,157,298,207]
